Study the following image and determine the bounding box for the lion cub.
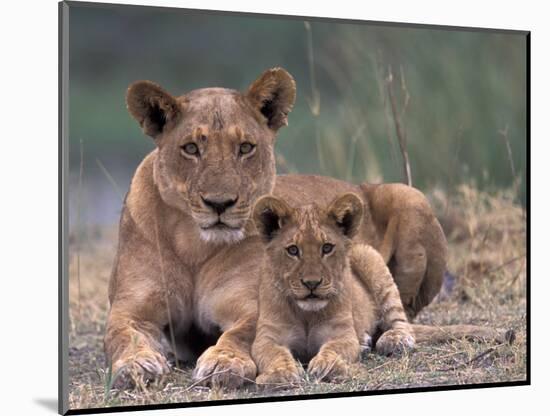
[251,193,414,384]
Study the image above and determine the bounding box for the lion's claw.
[111,350,170,390]
[375,329,415,356]
[193,345,257,389]
[256,362,303,386]
[307,353,349,382]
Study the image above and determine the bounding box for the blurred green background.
[67,3,527,226]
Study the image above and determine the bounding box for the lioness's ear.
[327,193,364,238]
[246,67,296,131]
[253,196,293,241]
[126,81,182,139]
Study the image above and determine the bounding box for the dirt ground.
[66,184,527,411]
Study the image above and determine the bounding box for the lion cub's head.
[253,193,364,312]
[126,68,296,243]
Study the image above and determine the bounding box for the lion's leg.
[104,302,170,389]
[307,327,360,382]
[105,238,193,389]
[413,220,447,315]
[390,241,428,320]
[192,241,262,388]
[350,244,415,356]
[192,315,258,388]
[413,261,446,315]
[252,325,302,386]
[361,183,447,319]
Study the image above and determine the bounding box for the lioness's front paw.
[307,353,349,382]
[111,349,170,390]
[193,345,257,389]
[375,329,415,356]
[256,362,302,386]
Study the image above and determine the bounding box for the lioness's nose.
[301,278,322,291]
[201,195,238,215]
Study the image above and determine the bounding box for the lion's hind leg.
[390,241,429,320]
[410,218,447,318]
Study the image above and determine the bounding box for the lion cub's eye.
[181,142,199,157]
[321,243,334,255]
[239,142,255,155]
[286,245,300,257]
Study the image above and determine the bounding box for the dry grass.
[67,183,527,411]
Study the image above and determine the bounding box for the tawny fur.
[251,194,415,384]
[106,67,448,390]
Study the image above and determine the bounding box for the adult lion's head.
[126,68,296,243]
[253,193,364,312]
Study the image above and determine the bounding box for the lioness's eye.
[286,245,299,257]
[322,243,334,255]
[239,142,255,155]
[181,143,199,156]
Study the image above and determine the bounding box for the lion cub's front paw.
[375,329,415,356]
[111,349,170,390]
[193,345,257,389]
[256,362,303,386]
[307,353,349,382]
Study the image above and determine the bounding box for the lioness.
[105,67,446,389]
[251,194,511,384]
[105,68,297,388]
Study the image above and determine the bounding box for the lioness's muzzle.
[201,195,238,215]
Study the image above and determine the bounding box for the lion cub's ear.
[253,196,294,241]
[246,67,296,131]
[126,81,182,139]
[326,193,364,239]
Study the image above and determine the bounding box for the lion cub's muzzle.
[301,278,322,292]
[292,277,331,311]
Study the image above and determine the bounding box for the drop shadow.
[34,398,58,413]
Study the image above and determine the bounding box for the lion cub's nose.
[201,195,238,215]
[301,278,322,291]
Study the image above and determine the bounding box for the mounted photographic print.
[59,1,529,414]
